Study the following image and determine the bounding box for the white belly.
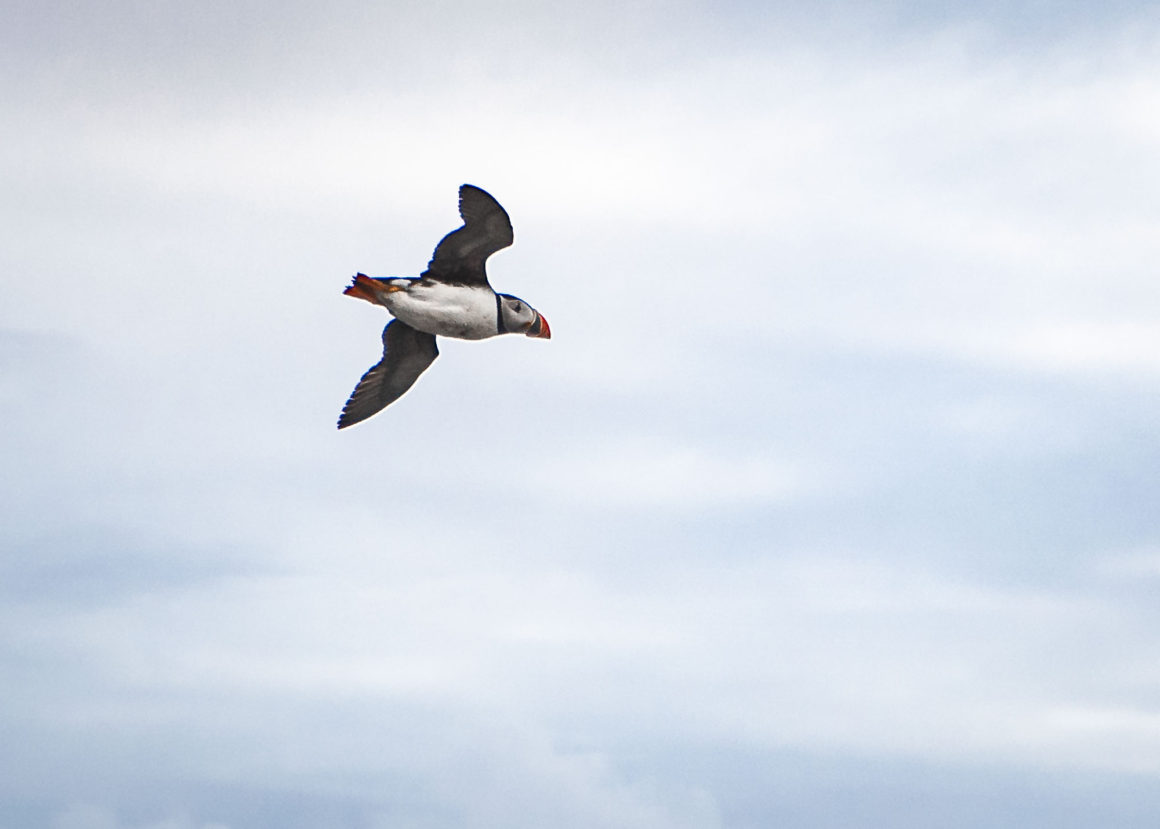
[385,281,497,340]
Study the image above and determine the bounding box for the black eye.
[512,302,523,312]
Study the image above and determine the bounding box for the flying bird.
[337,184,550,428]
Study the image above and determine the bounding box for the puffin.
[337,184,550,428]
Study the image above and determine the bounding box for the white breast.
[385,282,497,340]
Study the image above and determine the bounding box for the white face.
[499,294,539,334]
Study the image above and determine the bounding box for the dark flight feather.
[337,320,439,428]
[422,184,514,286]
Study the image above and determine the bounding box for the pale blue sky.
[3,2,1160,827]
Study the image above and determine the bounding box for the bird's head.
[498,294,551,339]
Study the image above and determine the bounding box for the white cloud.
[513,441,822,508]
[957,321,1160,375]
[1098,547,1160,578]
[1037,706,1160,774]
[52,805,229,829]
[14,547,1153,784]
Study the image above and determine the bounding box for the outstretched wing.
[422,184,514,286]
[337,320,439,428]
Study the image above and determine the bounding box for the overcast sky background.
[3,1,1160,827]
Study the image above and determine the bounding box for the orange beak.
[527,313,551,339]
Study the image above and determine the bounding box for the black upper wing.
[422,184,514,286]
[337,320,439,428]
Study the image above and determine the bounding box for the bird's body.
[337,185,550,428]
[350,278,502,340]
